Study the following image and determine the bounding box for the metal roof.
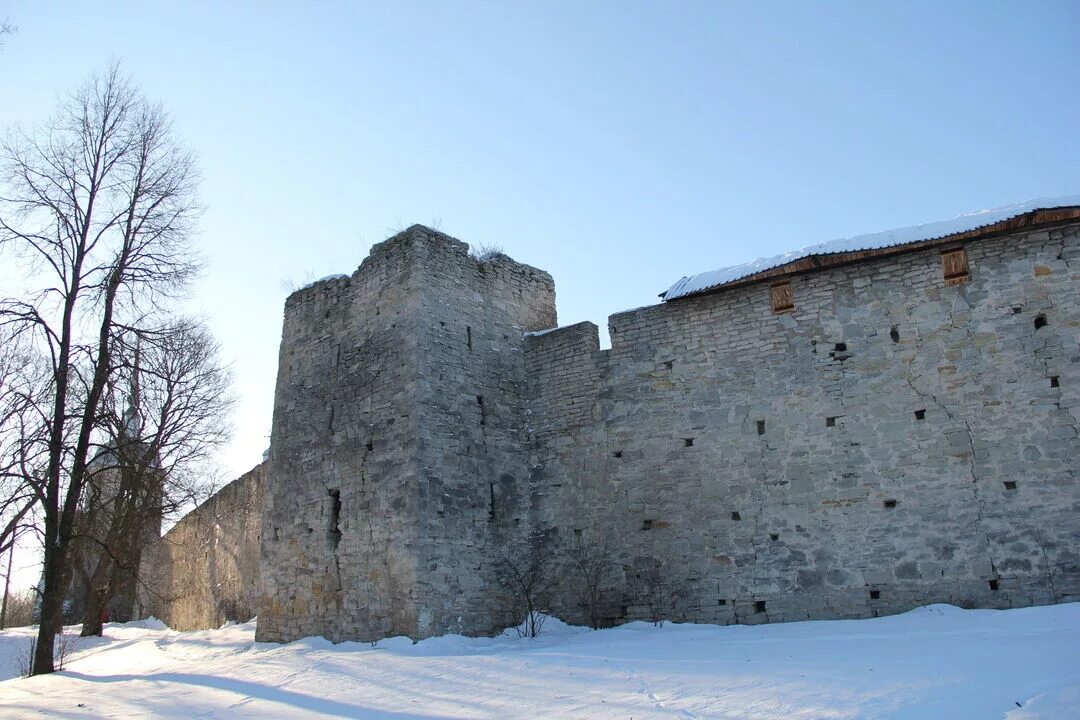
[661,195,1080,301]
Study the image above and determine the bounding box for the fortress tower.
[256,226,556,642]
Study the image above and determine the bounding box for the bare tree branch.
[0,20,16,51]
[561,531,616,630]
[493,528,555,638]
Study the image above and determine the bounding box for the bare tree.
[76,322,231,636]
[0,334,45,565]
[14,628,77,678]
[0,64,203,674]
[1,494,36,631]
[494,529,552,638]
[561,532,616,630]
[630,556,668,627]
[1,587,35,629]
[0,19,15,50]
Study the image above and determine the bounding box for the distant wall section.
[139,462,266,630]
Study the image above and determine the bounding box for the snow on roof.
[661,195,1080,301]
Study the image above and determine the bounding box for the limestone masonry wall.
[138,462,265,630]
[145,217,1080,642]
[257,233,425,643]
[527,222,1080,626]
[410,233,556,637]
[256,226,555,642]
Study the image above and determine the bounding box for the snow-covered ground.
[0,604,1077,719]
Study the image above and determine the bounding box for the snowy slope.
[0,603,1078,719]
[662,195,1080,300]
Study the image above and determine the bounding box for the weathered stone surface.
[147,219,1080,642]
[256,227,556,643]
[529,222,1080,627]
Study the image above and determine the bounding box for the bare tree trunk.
[0,534,14,629]
[34,275,118,672]
[32,538,65,672]
[80,555,113,637]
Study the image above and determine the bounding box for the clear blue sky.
[2,1,1078,495]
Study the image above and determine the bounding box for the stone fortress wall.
[142,213,1080,641]
[528,221,1080,625]
[138,462,266,630]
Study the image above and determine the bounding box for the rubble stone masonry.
[145,218,1080,641]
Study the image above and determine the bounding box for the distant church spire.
[122,340,143,439]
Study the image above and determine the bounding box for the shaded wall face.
[257,238,426,644]
[527,224,1080,626]
[138,463,266,630]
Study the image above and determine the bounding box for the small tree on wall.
[469,242,504,263]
